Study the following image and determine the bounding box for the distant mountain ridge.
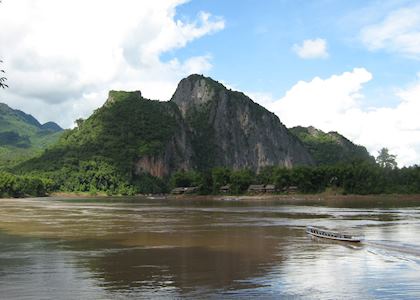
[0,103,62,132]
[290,126,375,165]
[0,102,63,167]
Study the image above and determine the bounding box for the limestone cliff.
[170,75,314,172]
[134,103,193,177]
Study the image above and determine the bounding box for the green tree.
[170,170,202,188]
[211,167,231,192]
[272,167,291,191]
[230,169,254,194]
[75,118,84,128]
[376,148,397,169]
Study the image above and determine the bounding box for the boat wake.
[365,240,420,258]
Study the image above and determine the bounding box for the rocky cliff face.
[134,103,193,177]
[170,75,314,172]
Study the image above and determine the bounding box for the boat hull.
[306,226,363,242]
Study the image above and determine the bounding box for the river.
[0,196,420,299]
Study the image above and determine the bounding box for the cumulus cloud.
[360,5,420,58]
[251,68,420,167]
[292,38,329,59]
[0,0,224,127]
[270,68,372,129]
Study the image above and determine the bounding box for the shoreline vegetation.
[2,162,420,199]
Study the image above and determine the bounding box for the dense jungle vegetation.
[3,159,420,198]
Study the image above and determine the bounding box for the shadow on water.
[0,225,289,297]
[68,226,290,296]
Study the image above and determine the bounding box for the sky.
[0,0,420,166]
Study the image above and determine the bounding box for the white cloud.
[269,68,372,129]
[251,68,420,167]
[0,0,224,127]
[292,38,329,59]
[360,5,420,58]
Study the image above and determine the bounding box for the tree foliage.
[170,170,202,188]
[0,172,52,197]
[376,147,398,169]
[165,162,420,195]
[15,91,178,193]
[0,102,63,168]
[290,126,375,165]
[4,160,420,197]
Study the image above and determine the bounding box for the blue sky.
[1,0,420,165]
[170,0,419,106]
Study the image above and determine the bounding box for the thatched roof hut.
[171,187,187,194]
[220,184,231,193]
[171,186,199,194]
[247,184,266,193]
[283,186,298,194]
[265,184,276,193]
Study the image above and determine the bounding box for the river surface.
[1,196,420,299]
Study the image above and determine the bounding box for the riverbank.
[172,193,420,203]
[4,192,420,204]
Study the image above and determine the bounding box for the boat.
[306,226,363,242]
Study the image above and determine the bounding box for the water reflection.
[0,196,419,298]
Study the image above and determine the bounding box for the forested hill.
[17,75,315,177]
[8,75,418,196]
[0,102,63,167]
[290,126,375,165]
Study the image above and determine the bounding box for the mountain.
[0,102,63,167]
[40,122,62,132]
[290,126,375,165]
[170,75,314,172]
[17,75,314,180]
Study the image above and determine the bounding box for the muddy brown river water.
[1,196,420,299]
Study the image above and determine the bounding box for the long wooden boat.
[306,226,363,242]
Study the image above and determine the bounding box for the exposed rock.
[105,90,142,107]
[171,74,216,117]
[171,74,314,172]
[134,109,193,177]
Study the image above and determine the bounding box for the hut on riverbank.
[171,186,199,195]
[220,185,231,194]
[247,184,266,194]
[265,184,276,193]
